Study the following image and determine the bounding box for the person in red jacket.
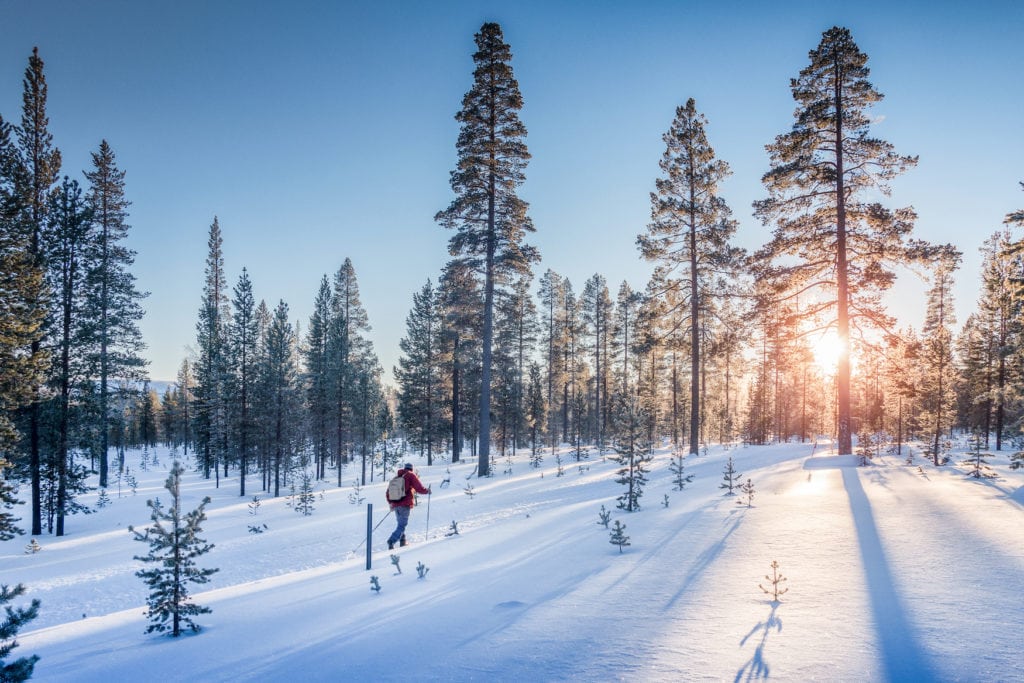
[386,463,430,550]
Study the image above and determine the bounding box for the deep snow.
[4,439,1023,682]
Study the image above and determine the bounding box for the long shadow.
[735,601,781,682]
[664,515,742,611]
[842,468,936,681]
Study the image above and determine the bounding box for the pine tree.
[129,461,217,637]
[329,258,372,484]
[175,358,194,456]
[759,560,789,602]
[0,583,39,681]
[753,27,931,455]
[609,519,630,553]
[537,269,567,453]
[494,276,538,455]
[919,252,961,465]
[581,274,612,452]
[295,470,315,515]
[304,275,333,480]
[669,448,694,491]
[960,432,997,479]
[612,281,644,400]
[436,22,539,477]
[16,47,62,537]
[228,269,258,496]
[437,259,482,463]
[0,118,47,469]
[194,218,229,483]
[720,456,740,495]
[0,459,24,541]
[612,395,650,512]
[395,280,447,464]
[639,97,741,456]
[738,478,755,508]
[262,301,301,497]
[47,176,94,537]
[82,140,147,489]
[525,361,545,463]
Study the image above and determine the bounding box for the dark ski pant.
[388,505,411,545]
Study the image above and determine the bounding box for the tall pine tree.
[639,97,740,456]
[436,23,538,476]
[194,218,229,484]
[82,140,147,489]
[16,47,62,537]
[753,27,928,455]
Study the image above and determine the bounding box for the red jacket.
[388,469,429,508]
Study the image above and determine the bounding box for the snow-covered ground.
[4,440,1023,682]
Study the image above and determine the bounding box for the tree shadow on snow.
[735,601,781,682]
[663,516,742,611]
[842,467,937,681]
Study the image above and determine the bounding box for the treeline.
[391,24,1024,473]
[156,221,392,499]
[3,26,1024,542]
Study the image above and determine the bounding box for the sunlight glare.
[811,330,845,372]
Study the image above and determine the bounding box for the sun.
[811,330,846,372]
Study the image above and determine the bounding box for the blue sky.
[3,0,1022,382]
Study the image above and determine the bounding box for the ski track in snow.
[6,442,1024,682]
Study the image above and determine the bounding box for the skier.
[386,463,431,550]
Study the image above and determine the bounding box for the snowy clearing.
[5,441,1023,682]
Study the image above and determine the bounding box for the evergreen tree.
[611,395,650,512]
[494,276,538,454]
[960,432,996,479]
[0,459,24,541]
[228,269,258,496]
[395,280,447,464]
[975,228,1018,449]
[1005,181,1023,230]
[538,269,567,452]
[129,461,218,637]
[612,281,644,400]
[193,218,229,484]
[525,361,545,463]
[16,47,62,537]
[919,251,961,465]
[669,448,694,491]
[82,140,147,489]
[262,301,300,497]
[0,582,39,681]
[753,27,930,455]
[581,274,612,452]
[720,456,740,495]
[329,258,371,484]
[46,176,93,537]
[738,478,755,508]
[437,259,482,463]
[436,22,539,476]
[175,359,194,456]
[0,118,46,468]
[304,275,332,480]
[639,97,740,456]
[608,519,630,553]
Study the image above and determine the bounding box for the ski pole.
[425,485,432,540]
[351,507,393,553]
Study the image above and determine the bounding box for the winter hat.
[404,463,414,471]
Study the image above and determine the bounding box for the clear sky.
[3,0,1022,382]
